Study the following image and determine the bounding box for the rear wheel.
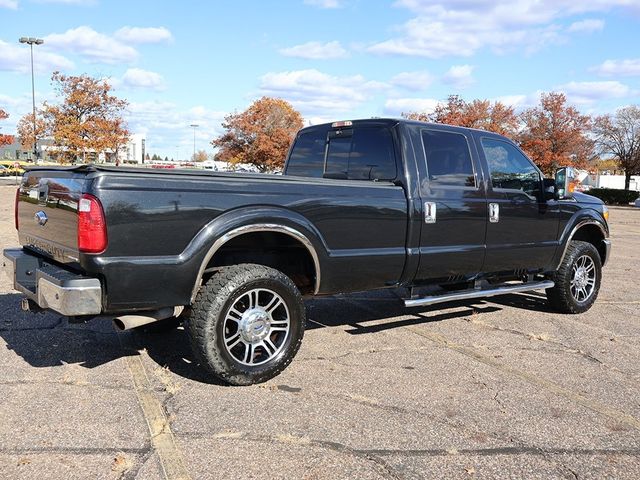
[547,240,601,314]
[186,264,305,385]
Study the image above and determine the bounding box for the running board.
[404,280,555,308]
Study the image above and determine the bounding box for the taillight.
[78,194,107,253]
[14,187,20,230]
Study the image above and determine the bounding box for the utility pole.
[19,37,44,164]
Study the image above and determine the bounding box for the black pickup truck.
[3,119,611,385]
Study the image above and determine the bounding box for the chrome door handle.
[425,202,436,224]
[489,203,499,223]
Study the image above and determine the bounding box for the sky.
[1,0,639,159]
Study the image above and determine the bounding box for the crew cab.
[3,119,611,385]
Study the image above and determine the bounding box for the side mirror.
[554,167,576,200]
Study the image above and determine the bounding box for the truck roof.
[298,117,511,140]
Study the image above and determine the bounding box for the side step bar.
[404,280,555,308]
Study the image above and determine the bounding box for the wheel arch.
[555,216,609,269]
[189,207,326,302]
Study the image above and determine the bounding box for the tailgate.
[17,169,87,265]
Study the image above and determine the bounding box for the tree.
[518,92,594,175]
[592,106,640,190]
[212,97,304,172]
[191,149,208,162]
[403,95,518,136]
[17,111,47,152]
[0,109,14,146]
[43,71,129,163]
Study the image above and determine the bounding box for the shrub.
[587,188,640,205]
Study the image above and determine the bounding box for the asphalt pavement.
[0,184,639,479]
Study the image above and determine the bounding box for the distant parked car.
[0,165,8,176]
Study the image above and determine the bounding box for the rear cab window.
[285,124,398,182]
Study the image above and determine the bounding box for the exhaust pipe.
[113,306,184,331]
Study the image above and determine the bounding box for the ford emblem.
[34,210,48,226]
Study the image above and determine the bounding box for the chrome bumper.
[602,239,611,267]
[2,248,102,316]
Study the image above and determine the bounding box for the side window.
[481,138,540,195]
[422,130,475,187]
[325,127,397,181]
[285,127,329,177]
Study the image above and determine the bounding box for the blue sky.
[1,0,639,158]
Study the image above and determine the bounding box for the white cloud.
[567,19,604,33]
[555,80,632,105]
[259,69,387,115]
[384,97,439,115]
[125,101,227,158]
[369,1,634,58]
[592,59,640,77]
[115,26,173,44]
[0,39,74,74]
[390,71,433,91]
[0,0,18,9]
[442,64,474,89]
[121,68,166,91]
[44,26,138,64]
[304,0,344,8]
[280,41,348,59]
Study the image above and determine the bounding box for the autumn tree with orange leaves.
[213,97,304,172]
[403,95,519,137]
[518,92,594,175]
[0,109,15,146]
[17,111,47,152]
[43,71,129,163]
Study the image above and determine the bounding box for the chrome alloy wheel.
[570,255,597,303]
[223,288,290,366]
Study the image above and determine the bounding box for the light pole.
[19,37,44,164]
[189,124,199,161]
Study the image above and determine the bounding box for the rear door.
[414,126,487,281]
[477,135,560,272]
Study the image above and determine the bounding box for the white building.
[118,133,146,164]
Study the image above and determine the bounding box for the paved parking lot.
[1,183,639,479]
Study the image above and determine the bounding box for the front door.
[477,135,560,272]
[415,127,487,281]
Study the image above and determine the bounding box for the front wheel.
[546,240,602,314]
[186,264,305,385]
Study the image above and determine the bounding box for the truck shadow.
[0,289,554,385]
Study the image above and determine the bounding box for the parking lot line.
[120,335,192,480]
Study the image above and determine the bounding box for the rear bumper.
[2,248,102,316]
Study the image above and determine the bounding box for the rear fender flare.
[188,206,327,301]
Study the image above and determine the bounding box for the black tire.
[546,240,602,314]
[134,316,182,334]
[186,264,305,386]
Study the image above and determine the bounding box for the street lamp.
[19,36,44,164]
[189,124,199,161]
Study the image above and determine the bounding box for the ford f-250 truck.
[3,119,611,385]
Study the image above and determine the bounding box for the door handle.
[424,202,436,224]
[489,203,499,223]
